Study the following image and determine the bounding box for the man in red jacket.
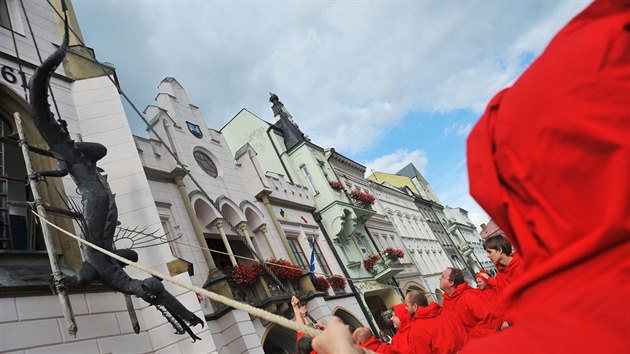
[440,268,501,339]
[353,327,391,354]
[404,290,467,354]
[464,0,630,352]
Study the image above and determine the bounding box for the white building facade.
[369,182,453,300]
[444,207,495,274]
[136,78,367,353]
[1,1,213,352]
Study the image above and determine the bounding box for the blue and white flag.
[309,239,316,282]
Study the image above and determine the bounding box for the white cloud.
[444,122,473,137]
[74,1,590,151]
[73,0,589,229]
[363,149,428,177]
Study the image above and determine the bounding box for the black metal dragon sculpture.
[28,4,203,341]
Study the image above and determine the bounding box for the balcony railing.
[228,278,267,303]
[371,258,405,282]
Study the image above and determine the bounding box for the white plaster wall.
[221,110,288,181]
[0,1,62,70]
[206,310,263,354]
[0,77,215,354]
[1,3,216,353]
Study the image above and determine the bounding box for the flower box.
[227,263,263,285]
[383,247,405,261]
[326,274,347,291]
[328,180,346,191]
[313,276,331,292]
[363,254,381,273]
[350,189,376,206]
[264,258,303,281]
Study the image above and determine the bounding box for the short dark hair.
[296,335,313,354]
[484,235,513,255]
[448,268,465,287]
[406,290,428,307]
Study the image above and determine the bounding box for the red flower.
[384,247,405,260]
[363,254,381,273]
[265,258,303,281]
[326,274,347,291]
[349,189,376,206]
[227,263,263,285]
[313,276,331,292]
[328,180,346,191]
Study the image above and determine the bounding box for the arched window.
[193,150,218,177]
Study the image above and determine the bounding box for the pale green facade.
[222,100,404,333]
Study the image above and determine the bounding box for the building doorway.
[263,324,296,354]
[364,287,400,339]
[332,308,364,334]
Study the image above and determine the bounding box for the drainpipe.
[313,212,379,336]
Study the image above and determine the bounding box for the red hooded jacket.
[464,0,630,352]
[406,302,468,354]
[495,252,524,292]
[475,272,498,306]
[441,282,501,339]
[359,335,392,354]
[389,303,413,354]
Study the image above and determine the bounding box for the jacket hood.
[392,303,412,331]
[496,252,522,273]
[466,0,630,341]
[443,281,471,301]
[414,302,442,319]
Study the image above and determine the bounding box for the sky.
[72,0,590,229]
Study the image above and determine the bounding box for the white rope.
[171,238,439,296]
[32,210,321,338]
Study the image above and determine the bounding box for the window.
[0,0,23,34]
[312,241,331,275]
[416,249,431,274]
[354,237,370,256]
[193,151,217,177]
[301,166,319,194]
[161,217,181,258]
[0,0,9,29]
[0,119,44,251]
[288,238,309,270]
[373,233,385,249]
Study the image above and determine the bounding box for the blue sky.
[72,0,590,228]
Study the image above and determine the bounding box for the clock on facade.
[193,151,218,177]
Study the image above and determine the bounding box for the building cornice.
[143,166,176,183]
[327,151,366,175]
[265,194,317,212]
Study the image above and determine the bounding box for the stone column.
[214,220,237,267]
[258,224,280,259]
[257,193,299,265]
[237,222,256,252]
[173,171,216,271]
[171,169,233,308]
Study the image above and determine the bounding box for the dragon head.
[140,278,205,342]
